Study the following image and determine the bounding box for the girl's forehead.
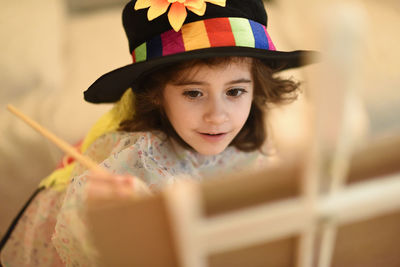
[172,57,253,81]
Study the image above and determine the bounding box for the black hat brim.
[84,47,318,103]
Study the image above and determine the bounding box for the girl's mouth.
[202,133,224,136]
[198,132,227,142]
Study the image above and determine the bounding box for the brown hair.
[119,57,299,152]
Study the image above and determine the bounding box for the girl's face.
[163,60,253,155]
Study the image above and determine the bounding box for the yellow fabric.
[80,89,136,153]
[39,89,135,190]
[38,164,76,191]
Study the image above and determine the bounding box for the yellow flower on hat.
[134,0,226,32]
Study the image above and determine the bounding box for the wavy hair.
[119,57,300,152]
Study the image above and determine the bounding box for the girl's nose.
[203,98,228,125]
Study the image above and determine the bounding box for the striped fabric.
[132,17,276,63]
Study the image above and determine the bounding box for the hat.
[84,0,317,103]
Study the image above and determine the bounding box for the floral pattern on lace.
[2,131,266,266]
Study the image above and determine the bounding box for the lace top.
[1,131,268,266]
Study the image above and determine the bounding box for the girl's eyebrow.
[172,78,252,86]
[226,78,252,85]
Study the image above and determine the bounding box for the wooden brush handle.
[6,104,108,176]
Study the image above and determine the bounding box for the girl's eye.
[226,88,247,97]
[183,90,203,99]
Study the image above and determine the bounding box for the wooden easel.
[85,132,400,267]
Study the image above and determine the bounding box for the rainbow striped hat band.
[132,17,276,63]
[84,0,315,103]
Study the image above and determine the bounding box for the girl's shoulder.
[74,131,166,174]
[88,130,166,155]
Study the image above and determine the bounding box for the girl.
[0,0,316,265]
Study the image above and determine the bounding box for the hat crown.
[84,0,313,104]
[123,0,268,53]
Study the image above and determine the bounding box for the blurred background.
[0,0,399,238]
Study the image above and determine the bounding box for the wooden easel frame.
[87,133,400,267]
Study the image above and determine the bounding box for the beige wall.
[0,0,127,236]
